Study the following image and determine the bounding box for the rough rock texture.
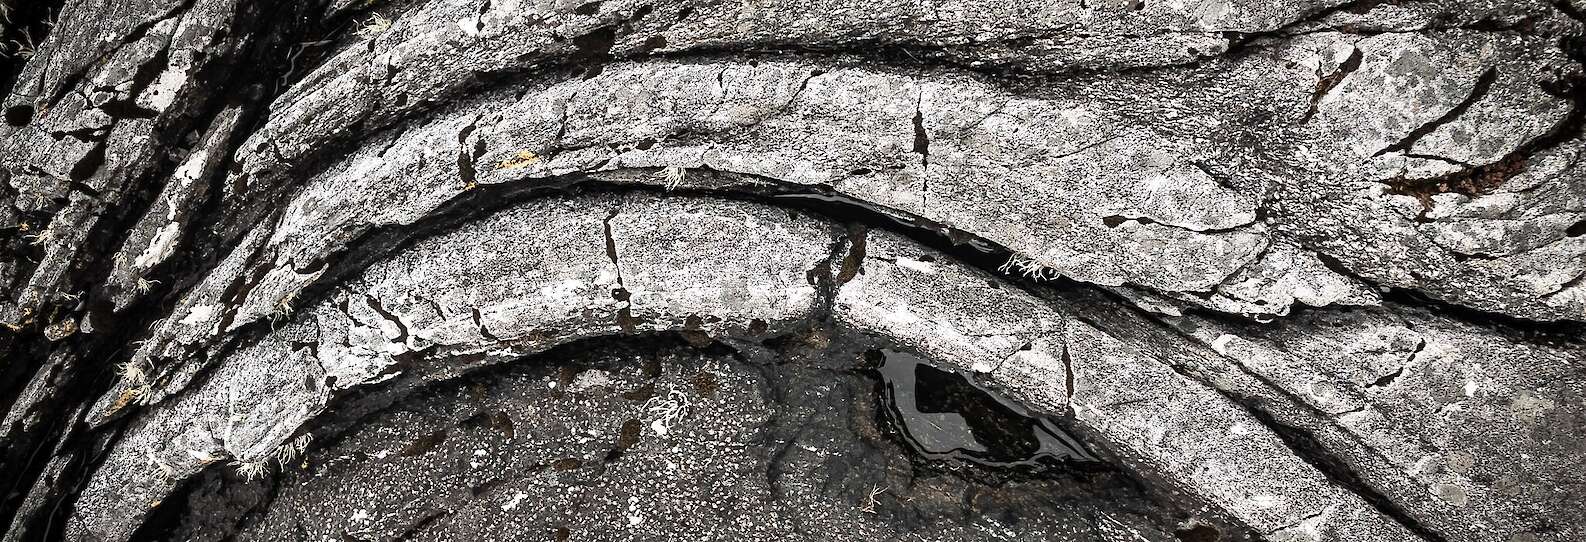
[1,0,1583,541]
[152,338,1226,542]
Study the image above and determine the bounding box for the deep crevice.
[1300,47,1363,124]
[1242,407,1450,542]
[1375,67,1498,158]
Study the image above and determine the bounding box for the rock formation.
[1,0,1582,540]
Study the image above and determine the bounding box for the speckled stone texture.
[154,338,1232,542]
[0,0,1582,541]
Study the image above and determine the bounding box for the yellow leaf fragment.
[498,150,541,170]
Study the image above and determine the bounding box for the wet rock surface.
[151,337,1230,542]
[876,348,1098,468]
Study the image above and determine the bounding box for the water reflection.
[876,349,1098,468]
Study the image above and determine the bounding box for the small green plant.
[1,6,51,60]
[270,289,300,327]
[146,450,178,478]
[22,227,53,246]
[3,28,37,60]
[233,459,269,480]
[998,255,1059,281]
[859,485,886,514]
[134,276,160,294]
[355,13,392,39]
[231,433,312,480]
[662,165,686,190]
[273,433,313,466]
[642,384,690,436]
[116,350,159,402]
[117,356,155,385]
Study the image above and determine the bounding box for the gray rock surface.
[157,338,1226,542]
[1,0,1583,541]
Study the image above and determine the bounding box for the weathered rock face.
[0,0,1582,541]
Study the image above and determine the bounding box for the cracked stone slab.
[836,231,1418,542]
[89,7,1586,432]
[68,194,1413,542]
[68,193,839,540]
[1166,305,1586,542]
[0,0,273,329]
[1282,27,1586,321]
[106,55,1298,416]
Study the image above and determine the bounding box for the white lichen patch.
[134,224,182,270]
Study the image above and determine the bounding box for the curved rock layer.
[50,193,1582,542]
[58,194,1370,539]
[0,0,1582,541]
